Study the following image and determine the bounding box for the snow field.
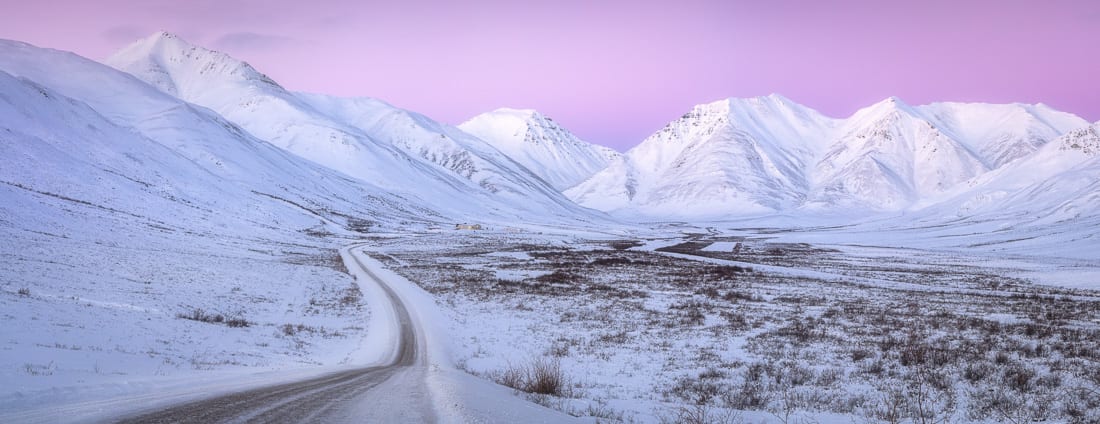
[368,230,1100,423]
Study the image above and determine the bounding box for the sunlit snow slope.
[569,95,1087,217]
[0,37,452,406]
[106,32,598,222]
[567,94,836,216]
[459,108,620,191]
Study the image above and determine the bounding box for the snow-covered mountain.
[567,94,837,216]
[0,36,462,403]
[292,95,585,215]
[932,122,1100,220]
[808,97,988,209]
[105,32,594,221]
[809,98,1087,210]
[874,121,1100,258]
[569,94,1086,217]
[920,102,1087,168]
[0,38,433,231]
[458,108,620,191]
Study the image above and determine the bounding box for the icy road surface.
[0,243,575,424]
[114,244,433,423]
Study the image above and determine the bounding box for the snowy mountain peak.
[106,32,282,98]
[567,96,837,216]
[463,107,569,147]
[104,33,598,220]
[459,108,620,190]
[851,96,920,121]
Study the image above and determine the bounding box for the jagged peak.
[870,96,914,111]
[121,31,197,55]
[107,32,283,93]
[463,108,567,134]
[149,30,181,42]
[845,96,923,125]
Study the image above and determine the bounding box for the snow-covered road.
[0,242,576,423]
[110,244,434,423]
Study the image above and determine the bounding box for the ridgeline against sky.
[3,0,1098,150]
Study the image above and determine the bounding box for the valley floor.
[367,226,1100,423]
[2,223,1098,423]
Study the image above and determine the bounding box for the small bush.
[667,374,725,405]
[659,403,740,424]
[963,361,993,383]
[527,357,567,395]
[340,284,362,306]
[178,308,222,323]
[535,269,583,285]
[492,357,570,397]
[177,308,249,328]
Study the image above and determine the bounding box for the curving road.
[115,246,432,423]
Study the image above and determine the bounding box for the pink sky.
[2,0,1098,150]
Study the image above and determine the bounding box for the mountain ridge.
[459,108,620,191]
[568,93,1088,217]
[6,31,1095,224]
[105,32,602,222]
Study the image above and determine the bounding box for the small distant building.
[455,223,482,230]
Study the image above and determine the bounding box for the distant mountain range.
[2,31,1097,229]
[567,94,1088,217]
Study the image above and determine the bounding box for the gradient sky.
[2,0,1097,150]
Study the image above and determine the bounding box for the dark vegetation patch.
[378,235,1100,422]
[281,248,349,274]
[176,308,251,328]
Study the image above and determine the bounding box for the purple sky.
[3,0,1098,150]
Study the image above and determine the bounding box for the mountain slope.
[932,122,1100,220]
[0,38,432,228]
[883,122,1100,259]
[919,102,1087,168]
[569,94,1085,217]
[808,97,989,209]
[293,95,591,216]
[0,37,453,404]
[458,108,620,191]
[105,32,595,221]
[809,98,1087,210]
[567,95,836,216]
